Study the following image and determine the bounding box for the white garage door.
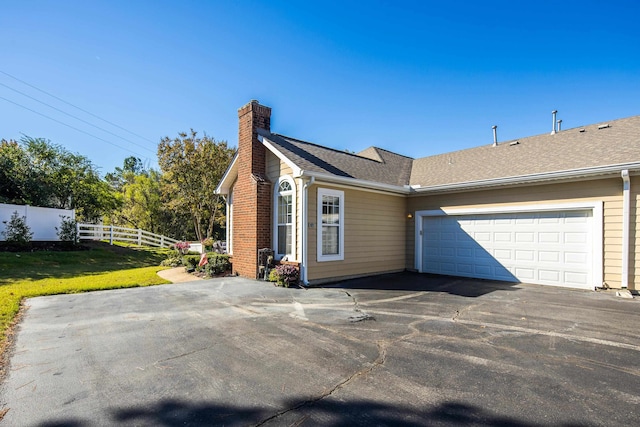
[421,210,594,289]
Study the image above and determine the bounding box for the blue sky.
[1,1,639,174]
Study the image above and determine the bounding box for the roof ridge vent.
[598,124,611,130]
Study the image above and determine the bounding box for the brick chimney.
[232,100,272,278]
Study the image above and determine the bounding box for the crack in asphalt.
[254,340,388,426]
[344,291,375,323]
[254,293,387,426]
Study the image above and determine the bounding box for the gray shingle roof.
[410,115,640,187]
[260,130,414,187]
[260,115,640,190]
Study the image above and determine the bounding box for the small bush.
[56,215,79,245]
[183,255,200,270]
[205,253,231,276]
[160,256,182,267]
[1,211,33,247]
[269,263,299,287]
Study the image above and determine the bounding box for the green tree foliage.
[158,130,235,241]
[0,137,118,222]
[105,157,191,239]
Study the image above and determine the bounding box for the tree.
[0,137,118,222]
[104,156,146,192]
[157,130,235,241]
[0,139,43,205]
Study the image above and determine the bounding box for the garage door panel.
[565,232,588,244]
[494,232,511,242]
[538,251,559,262]
[515,250,535,261]
[565,271,588,285]
[565,252,588,264]
[474,232,491,242]
[422,209,593,289]
[515,268,535,280]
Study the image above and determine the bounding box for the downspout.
[301,176,315,286]
[621,170,630,289]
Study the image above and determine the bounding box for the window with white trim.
[274,177,295,259]
[317,188,344,262]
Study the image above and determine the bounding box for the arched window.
[275,177,295,258]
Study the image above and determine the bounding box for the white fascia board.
[259,135,303,177]
[297,170,410,195]
[411,162,640,194]
[215,153,239,195]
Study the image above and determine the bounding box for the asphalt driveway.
[1,272,639,426]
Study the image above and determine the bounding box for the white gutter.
[621,170,630,289]
[296,170,409,195]
[301,176,315,286]
[412,162,640,194]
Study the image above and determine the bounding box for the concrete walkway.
[156,267,203,283]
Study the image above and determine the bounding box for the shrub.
[160,256,182,267]
[269,264,299,287]
[1,211,33,247]
[182,254,200,270]
[56,215,79,245]
[201,253,231,276]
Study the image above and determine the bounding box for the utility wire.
[0,81,156,155]
[0,69,158,145]
[0,95,149,161]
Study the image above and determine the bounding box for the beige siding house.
[217,101,640,291]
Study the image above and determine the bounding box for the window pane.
[322,195,340,225]
[279,181,292,192]
[278,224,292,255]
[278,195,291,224]
[322,226,339,255]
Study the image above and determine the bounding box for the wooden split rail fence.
[77,223,179,248]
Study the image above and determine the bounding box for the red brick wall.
[232,100,272,278]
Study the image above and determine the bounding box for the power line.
[0,95,150,161]
[0,69,158,145]
[0,81,156,155]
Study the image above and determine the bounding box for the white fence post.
[110,225,113,245]
[137,229,142,245]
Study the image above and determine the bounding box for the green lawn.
[0,242,172,349]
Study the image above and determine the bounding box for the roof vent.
[579,128,586,133]
[510,140,520,146]
[557,119,562,131]
[550,110,558,135]
[492,125,498,147]
[598,124,611,130]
